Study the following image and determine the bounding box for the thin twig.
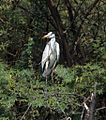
[20,104,32,120]
[80,107,85,120]
[83,102,89,112]
[67,117,72,120]
[96,107,106,111]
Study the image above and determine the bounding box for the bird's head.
[42,32,55,39]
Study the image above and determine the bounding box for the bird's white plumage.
[41,32,60,77]
[55,42,60,61]
[41,44,50,70]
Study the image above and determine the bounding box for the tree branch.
[63,0,77,35]
[47,0,64,34]
[96,107,106,111]
[73,0,100,56]
[88,83,97,120]
[76,0,100,39]
[64,0,74,21]
[47,0,72,66]
[20,104,31,120]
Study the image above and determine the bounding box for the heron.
[41,32,60,83]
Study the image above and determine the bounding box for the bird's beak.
[42,34,48,39]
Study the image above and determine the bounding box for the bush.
[0,62,105,119]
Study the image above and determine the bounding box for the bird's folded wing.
[56,42,60,61]
[41,44,51,70]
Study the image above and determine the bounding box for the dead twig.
[20,104,32,120]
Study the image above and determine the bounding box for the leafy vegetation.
[0,0,106,120]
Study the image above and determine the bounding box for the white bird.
[41,32,60,82]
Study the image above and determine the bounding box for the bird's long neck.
[50,37,56,49]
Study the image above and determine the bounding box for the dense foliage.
[0,0,106,120]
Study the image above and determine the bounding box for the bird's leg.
[46,76,48,84]
[45,76,48,105]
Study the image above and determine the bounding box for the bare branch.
[74,0,100,45]
[80,107,85,120]
[47,0,64,34]
[20,104,31,120]
[83,102,89,112]
[79,0,100,31]
[96,107,106,111]
[56,0,61,8]
[88,83,97,120]
[74,0,85,20]
[64,0,74,21]
[0,17,5,24]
